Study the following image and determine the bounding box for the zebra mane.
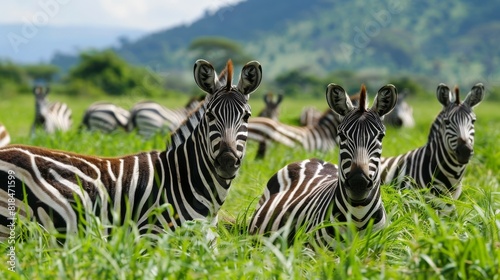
[358,84,367,112]
[453,85,460,105]
[225,59,234,91]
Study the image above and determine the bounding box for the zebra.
[0,123,10,147]
[380,83,484,214]
[383,90,415,128]
[248,96,343,158]
[0,59,262,240]
[299,91,414,128]
[128,96,204,138]
[80,102,131,133]
[248,84,398,246]
[258,92,283,120]
[31,86,72,135]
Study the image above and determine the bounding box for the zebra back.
[380,83,484,214]
[81,102,130,133]
[0,59,262,240]
[249,84,397,246]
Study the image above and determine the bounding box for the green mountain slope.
[57,0,500,82]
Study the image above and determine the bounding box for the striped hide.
[380,83,484,215]
[0,59,262,240]
[31,86,72,135]
[80,102,131,133]
[249,84,398,247]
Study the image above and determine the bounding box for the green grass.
[0,92,499,279]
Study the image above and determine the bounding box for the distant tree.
[66,50,165,96]
[274,69,323,97]
[189,37,253,70]
[23,64,60,83]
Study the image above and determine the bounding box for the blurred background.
[1,0,500,101]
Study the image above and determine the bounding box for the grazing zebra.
[248,84,398,246]
[299,106,323,127]
[80,102,131,133]
[258,92,283,120]
[300,91,414,128]
[0,59,262,240]
[128,96,203,138]
[0,123,10,147]
[380,83,484,214]
[31,86,72,135]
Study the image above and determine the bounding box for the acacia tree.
[189,37,253,70]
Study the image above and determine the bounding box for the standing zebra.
[258,92,283,120]
[128,96,203,138]
[0,59,262,239]
[80,102,131,133]
[0,123,10,147]
[31,86,72,135]
[249,84,398,246]
[380,83,484,214]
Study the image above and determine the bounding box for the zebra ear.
[436,83,451,106]
[237,61,262,95]
[463,83,485,108]
[193,59,220,94]
[371,84,398,117]
[326,83,354,117]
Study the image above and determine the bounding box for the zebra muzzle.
[215,151,240,179]
[455,143,473,164]
[345,168,373,203]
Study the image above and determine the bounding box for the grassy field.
[0,90,499,279]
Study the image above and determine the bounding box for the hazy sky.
[2,0,244,31]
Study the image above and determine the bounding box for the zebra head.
[194,59,262,179]
[386,90,415,128]
[327,84,397,202]
[259,92,283,120]
[434,83,484,164]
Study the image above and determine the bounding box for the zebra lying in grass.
[128,96,204,138]
[31,86,72,135]
[249,83,397,247]
[380,83,484,215]
[0,123,9,147]
[80,102,131,133]
[0,59,262,240]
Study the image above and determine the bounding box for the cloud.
[0,0,244,31]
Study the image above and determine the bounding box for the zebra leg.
[256,140,268,159]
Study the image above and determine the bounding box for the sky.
[1,0,244,31]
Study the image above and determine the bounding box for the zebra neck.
[333,180,386,231]
[423,139,467,180]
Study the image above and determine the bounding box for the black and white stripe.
[31,86,72,135]
[380,83,484,214]
[300,92,414,128]
[128,97,203,138]
[249,84,398,246]
[0,59,262,240]
[80,102,130,133]
[248,103,342,158]
[0,123,9,147]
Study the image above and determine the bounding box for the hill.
[53,0,500,84]
[0,24,145,64]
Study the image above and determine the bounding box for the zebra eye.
[206,111,216,121]
[338,131,347,141]
[377,132,385,141]
[243,112,251,122]
[443,118,451,125]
